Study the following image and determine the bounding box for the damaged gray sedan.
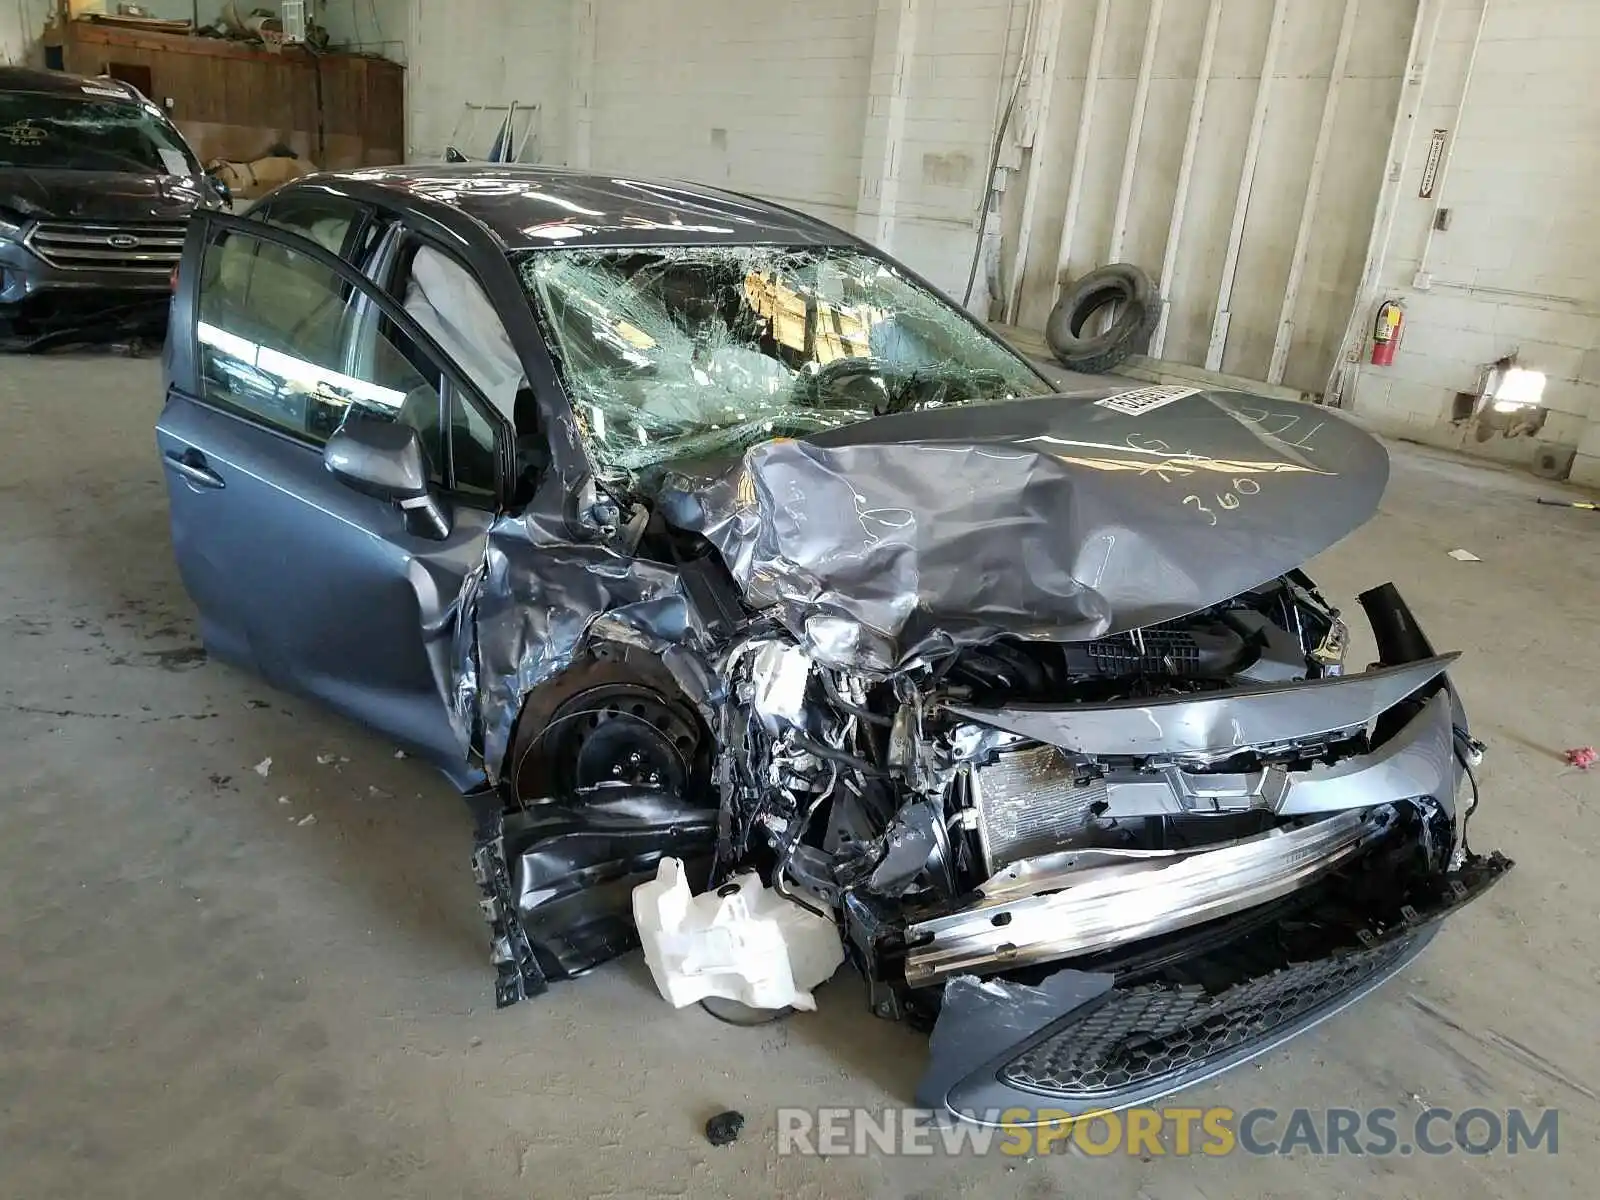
[157,165,1509,1123]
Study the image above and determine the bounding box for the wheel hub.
[547,684,699,798]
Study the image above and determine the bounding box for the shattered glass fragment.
[518,244,1049,482]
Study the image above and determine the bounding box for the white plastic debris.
[1447,548,1482,562]
[297,814,317,827]
[632,858,843,1012]
[276,796,290,805]
[253,757,272,777]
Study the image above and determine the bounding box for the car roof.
[313,163,853,251]
[0,66,141,102]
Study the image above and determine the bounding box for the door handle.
[164,448,225,490]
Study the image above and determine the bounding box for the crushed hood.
[0,168,203,222]
[656,387,1388,669]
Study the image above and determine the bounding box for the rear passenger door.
[157,210,511,784]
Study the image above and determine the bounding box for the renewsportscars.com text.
[777,1105,1559,1158]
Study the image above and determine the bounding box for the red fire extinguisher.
[1370,299,1404,366]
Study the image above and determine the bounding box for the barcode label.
[1094,385,1201,416]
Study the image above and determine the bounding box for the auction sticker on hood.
[1095,385,1201,416]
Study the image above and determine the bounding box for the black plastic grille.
[1085,629,1201,676]
[1002,935,1417,1097]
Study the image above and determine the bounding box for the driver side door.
[157,211,512,786]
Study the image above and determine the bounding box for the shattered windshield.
[517,244,1051,478]
[0,93,197,175]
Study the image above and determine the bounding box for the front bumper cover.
[896,582,1510,1120]
[917,846,1511,1122]
[1,237,171,348]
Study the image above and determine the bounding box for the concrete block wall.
[852,0,1020,297]
[584,0,878,231]
[1348,0,1600,484]
[381,0,1018,301]
[397,0,568,165]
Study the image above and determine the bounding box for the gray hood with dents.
[654,388,1388,670]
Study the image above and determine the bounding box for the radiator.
[969,743,1107,872]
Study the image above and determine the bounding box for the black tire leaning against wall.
[1044,263,1159,375]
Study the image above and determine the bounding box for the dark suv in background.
[0,66,223,348]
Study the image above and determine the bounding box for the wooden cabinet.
[48,20,405,170]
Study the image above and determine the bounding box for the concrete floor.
[2,355,1597,1198]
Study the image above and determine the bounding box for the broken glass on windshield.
[517,244,1051,479]
[0,93,196,175]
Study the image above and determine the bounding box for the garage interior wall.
[369,0,1416,397]
[0,0,53,64]
[1005,0,1414,394]
[14,0,1590,456]
[1343,0,1600,485]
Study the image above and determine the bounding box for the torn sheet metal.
[946,653,1458,759]
[655,389,1390,671]
[455,509,716,781]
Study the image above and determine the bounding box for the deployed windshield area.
[0,92,196,175]
[518,244,1052,478]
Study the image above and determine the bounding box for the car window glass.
[196,228,445,477]
[0,91,196,174]
[256,198,357,256]
[450,385,499,500]
[519,244,1050,479]
[352,304,503,503]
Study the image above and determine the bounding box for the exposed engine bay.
[704,569,1488,997]
[473,556,1507,1112]
[720,571,1348,915]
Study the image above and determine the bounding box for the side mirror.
[324,417,451,539]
